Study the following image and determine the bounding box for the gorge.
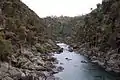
[0,0,120,80]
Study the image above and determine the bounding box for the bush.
[0,39,12,61]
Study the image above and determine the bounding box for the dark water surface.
[54,43,118,80]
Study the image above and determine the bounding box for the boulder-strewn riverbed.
[53,43,120,80]
[0,47,61,80]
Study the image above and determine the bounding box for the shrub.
[0,39,12,61]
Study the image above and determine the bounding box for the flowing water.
[54,43,118,80]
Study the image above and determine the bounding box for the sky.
[21,0,102,17]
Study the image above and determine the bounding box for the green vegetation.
[44,16,73,41]
[0,32,12,61]
[0,0,58,62]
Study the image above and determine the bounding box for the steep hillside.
[0,0,58,80]
[44,16,73,41]
[70,0,120,73]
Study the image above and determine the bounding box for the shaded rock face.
[57,48,63,54]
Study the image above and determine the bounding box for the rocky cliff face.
[0,0,59,80]
[70,0,120,73]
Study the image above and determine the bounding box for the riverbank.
[0,44,62,80]
[69,43,120,75]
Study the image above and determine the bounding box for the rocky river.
[53,43,119,80]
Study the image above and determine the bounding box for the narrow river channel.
[54,43,117,80]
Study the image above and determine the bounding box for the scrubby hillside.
[70,0,120,73]
[0,0,58,80]
[44,16,73,41]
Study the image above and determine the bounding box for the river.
[54,43,118,80]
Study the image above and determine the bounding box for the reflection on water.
[54,43,117,80]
